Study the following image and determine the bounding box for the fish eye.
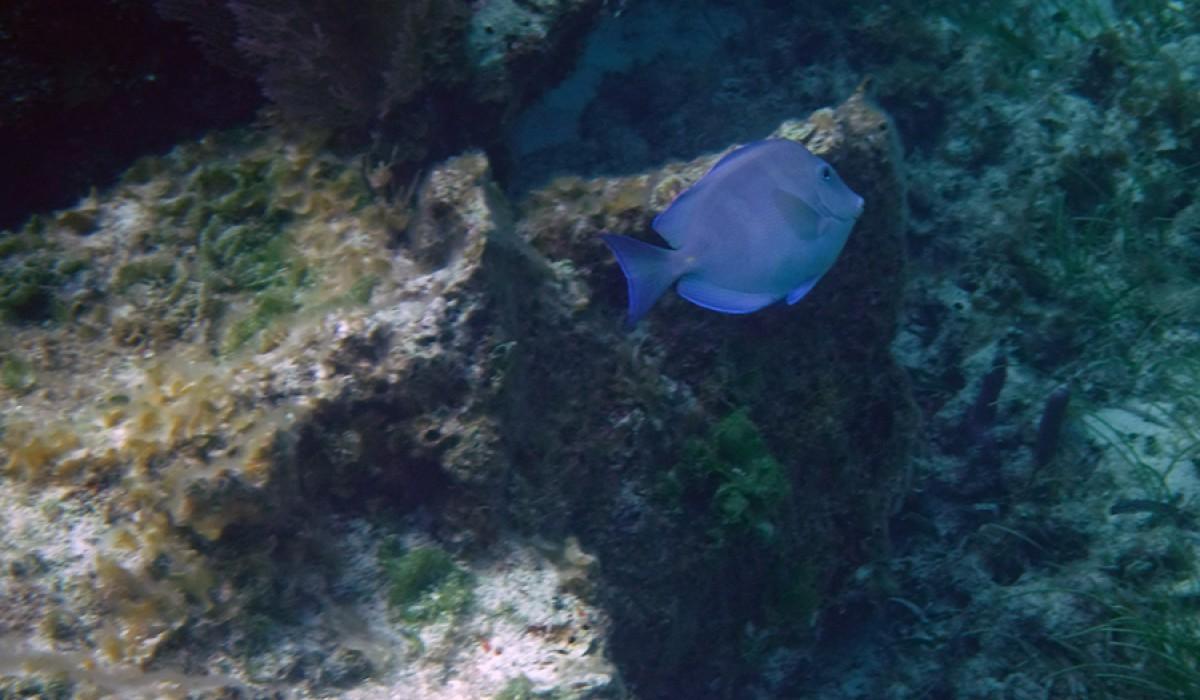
[819,165,832,181]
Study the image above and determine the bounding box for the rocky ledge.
[0,85,913,698]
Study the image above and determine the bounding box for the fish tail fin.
[600,233,681,327]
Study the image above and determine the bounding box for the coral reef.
[500,1,1200,696]
[495,83,916,697]
[0,131,617,697]
[5,0,1196,695]
[9,0,1195,694]
[0,85,910,697]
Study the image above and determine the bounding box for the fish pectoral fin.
[771,187,823,241]
[677,277,779,314]
[786,276,822,305]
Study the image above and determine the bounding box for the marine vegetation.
[156,0,471,138]
[0,225,88,324]
[379,541,474,624]
[665,408,793,547]
[663,408,825,650]
[1052,587,1200,698]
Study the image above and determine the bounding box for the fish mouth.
[829,200,863,222]
[818,193,864,222]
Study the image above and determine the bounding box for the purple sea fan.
[158,0,470,137]
[226,0,383,130]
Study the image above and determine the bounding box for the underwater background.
[1,1,1199,698]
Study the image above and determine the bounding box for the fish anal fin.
[677,276,779,315]
[786,276,822,305]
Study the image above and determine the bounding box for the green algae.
[666,408,792,547]
[349,274,381,305]
[173,147,324,354]
[1,225,72,324]
[233,612,279,660]
[0,230,38,259]
[0,259,59,322]
[379,542,474,623]
[185,157,289,229]
[661,409,828,649]
[1,128,383,356]
[113,256,177,293]
[222,289,300,353]
[5,136,303,339]
[200,220,310,353]
[201,223,301,295]
[0,672,74,700]
[492,674,581,700]
[0,355,35,394]
[149,146,313,352]
[0,232,88,324]
[493,676,536,700]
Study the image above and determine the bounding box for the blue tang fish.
[602,139,864,326]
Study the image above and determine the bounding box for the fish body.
[602,139,864,326]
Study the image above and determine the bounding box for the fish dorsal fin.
[771,188,823,241]
[677,276,779,314]
[786,276,822,305]
[653,140,785,250]
[708,140,784,174]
